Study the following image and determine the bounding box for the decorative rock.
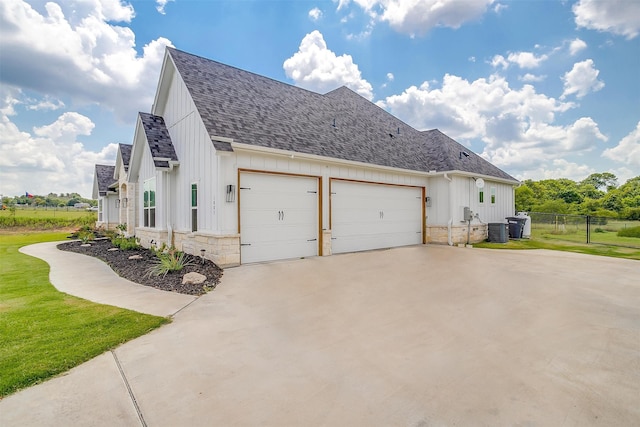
[182,272,207,285]
[128,255,143,260]
[80,243,91,247]
[108,248,119,251]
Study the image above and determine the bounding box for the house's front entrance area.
[330,179,424,254]
[239,171,320,264]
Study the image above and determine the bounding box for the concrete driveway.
[2,245,639,426]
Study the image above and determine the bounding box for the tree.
[580,172,618,192]
[515,185,535,211]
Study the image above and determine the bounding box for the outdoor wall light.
[226,185,236,203]
[122,198,128,208]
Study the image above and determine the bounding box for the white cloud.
[283,31,373,100]
[518,159,595,182]
[386,72,395,81]
[506,51,548,69]
[491,51,548,70]
[603,121,640,167]
[573,0,640,39]
[27,97,65,111]
[0,106,117,197]
[493,3,507,14]
[490,54,509,69]
[561,59,605,99]
[156,0,174,15]
[309,7,323,21]
[336,0,495,36]
[519,73,546,83]
[0,0,173,122]
[378,72,611,177]
[569,38,587,56]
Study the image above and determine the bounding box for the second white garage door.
[331,180,423,254]
[239,172,319,264]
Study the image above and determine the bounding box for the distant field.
[0,208,95,219]
[0,208,96,229]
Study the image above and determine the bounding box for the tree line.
[516,173,640,220]
[1,193,97,209]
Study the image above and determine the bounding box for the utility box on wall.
[463,207,472,221]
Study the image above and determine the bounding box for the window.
[191,183,198,232]
[491,186,496,204]
[143,178,156,227]
[98,199,103,221]
[479,188,484,204]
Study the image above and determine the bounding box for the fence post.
[586,215,590,244]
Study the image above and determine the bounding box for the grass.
[0,207,95,219]
[475,236,640,260]
[0,209,97,230]
[529,219,640,248]
[0,231,169,397]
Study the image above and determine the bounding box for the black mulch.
[57,239,223,296]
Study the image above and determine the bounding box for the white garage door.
[239,172,319,263]
[331,180,423,254]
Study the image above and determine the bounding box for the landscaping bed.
[58,239,222,295]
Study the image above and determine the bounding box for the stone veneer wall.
[135,228,166,250]
[322,230,332,256]
[96,221,120,231]
[426,223,488,245]
[173,231,241,268]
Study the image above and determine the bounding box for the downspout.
[444,173,453,246]
[165,170,173,248]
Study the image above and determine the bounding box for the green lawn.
[0,232,169,397]
[530,221,640,248]
[475,236,640,260]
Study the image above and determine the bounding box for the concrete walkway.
[2,244,639,426]
[19,242,197,317]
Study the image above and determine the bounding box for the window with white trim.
[98,199,103,221]
[191,183,198,232]
[491,186,496,204]
[143,178,156,228]
[478,187,484,204]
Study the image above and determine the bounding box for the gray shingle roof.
[95,164,116,196]
[138,112,178,168]
[118,143,132,171]
[167,48,516,182]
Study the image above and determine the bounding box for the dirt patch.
[58,239,222,296]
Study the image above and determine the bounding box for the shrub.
[111,235,140,250]
[147,249,193,278]
[77,230,95,243]
[594,227,605,233]
[618,226,640,238]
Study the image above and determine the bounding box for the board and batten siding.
[426,175,515,225]
[155,68,219,234]
[137,144,165,230]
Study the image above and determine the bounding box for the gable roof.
[138,112,178,169]
[167,47,516,182]
[93,164,116,198]
[118,143,132,171]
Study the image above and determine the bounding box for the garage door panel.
[240,172,319,263]
[331,180,422,254]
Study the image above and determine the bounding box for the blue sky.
[1,0,639,198]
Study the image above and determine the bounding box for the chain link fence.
[528,212,640,249]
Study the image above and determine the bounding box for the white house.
[93,143,133,231]
[96,47,519,267]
